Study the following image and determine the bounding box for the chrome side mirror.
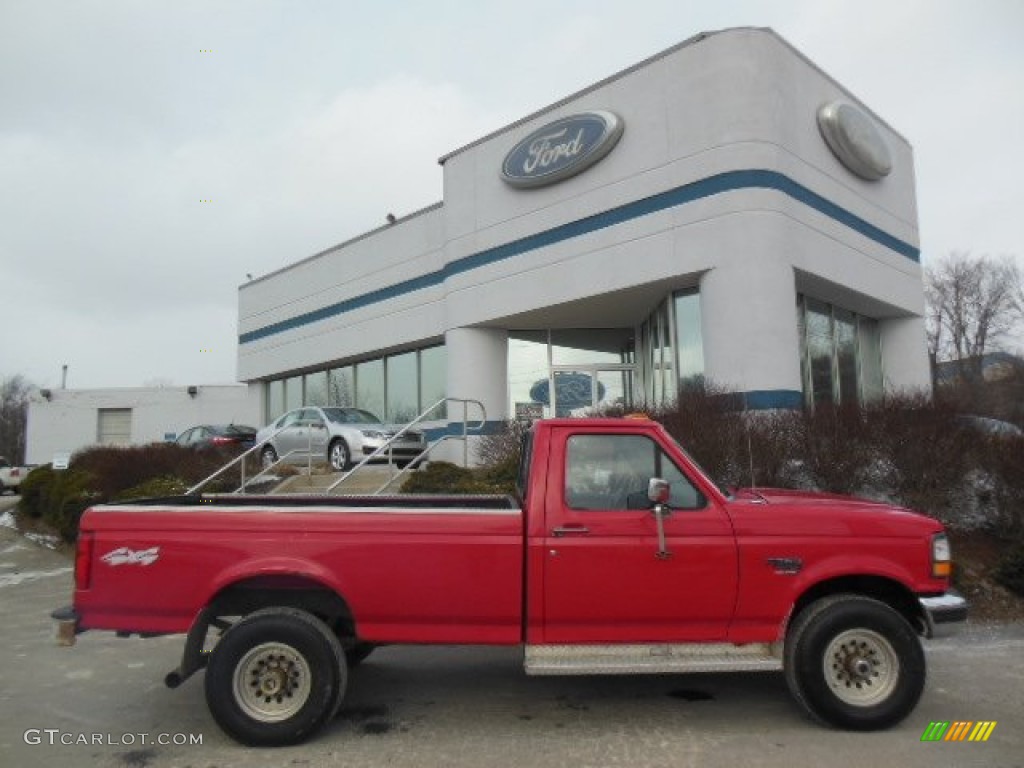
[648,477,670,505]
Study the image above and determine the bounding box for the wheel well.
[168,575,357,689]
[208,575,356,638]
[789,576,926,636]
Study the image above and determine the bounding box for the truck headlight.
[360,430,387,440]
[932,532,952,578]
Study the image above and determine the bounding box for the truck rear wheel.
[784,594,925,730]
[205,607,346,746]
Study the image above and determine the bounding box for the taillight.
[210,436,234,445]
[931,532,952,579]
[75,532,94,590]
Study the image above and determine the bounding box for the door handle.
[552,525,590,537]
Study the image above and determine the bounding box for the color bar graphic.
[921,721,996,742]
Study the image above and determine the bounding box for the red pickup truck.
[53,417,966,746]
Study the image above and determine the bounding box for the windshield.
[322,408,383,425]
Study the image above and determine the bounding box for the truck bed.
[77,494,525,644]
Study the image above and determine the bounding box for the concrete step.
[272,465,411,495]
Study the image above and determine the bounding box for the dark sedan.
[174,424,258,450]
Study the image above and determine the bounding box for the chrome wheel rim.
[824,628,899,707]
[330,443,347,470]
[261,449,276,470]
[232,642,312,722]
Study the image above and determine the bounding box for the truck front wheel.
[784,594,925,730]
[204,607,346,746]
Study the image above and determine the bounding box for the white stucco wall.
[235,27,929,418]
[26,385,260,465]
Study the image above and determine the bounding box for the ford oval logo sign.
[501,111,624,189]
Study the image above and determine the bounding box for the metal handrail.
[188,397,488,497]
[185,424,291,495]
[325,397,487,494]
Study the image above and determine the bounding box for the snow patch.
[24,531,60,550]
[0,511,17,529]
[0,566,72,588]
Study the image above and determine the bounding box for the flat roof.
[438,25,906,164]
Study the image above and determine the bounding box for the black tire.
[328,439,350,471]
[346,642,376,667]
[784,594,925,730]
[204,607,346,746]
[260,446,278,470]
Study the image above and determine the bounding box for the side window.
[175,428,192,446]
[279,411,302,428]
[565,434,705,511]
[660,455,705,510]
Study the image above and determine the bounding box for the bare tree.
[925,252,1023,382]
[0,375,34,464]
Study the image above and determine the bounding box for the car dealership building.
[237,27,930,447]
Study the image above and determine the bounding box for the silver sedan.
[256,407,426,471]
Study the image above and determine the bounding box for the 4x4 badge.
[101,547,160,566]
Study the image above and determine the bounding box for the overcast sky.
[2,0,1021,390]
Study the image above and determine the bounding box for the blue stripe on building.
[239,169,919,345]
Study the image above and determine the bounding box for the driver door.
[541,428,738,643]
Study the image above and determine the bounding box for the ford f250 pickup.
[52,417,966,746]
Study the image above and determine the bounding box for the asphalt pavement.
[1,495,1022,768]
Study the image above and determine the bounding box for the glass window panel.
[859,318,884,402]
[674,289,705,392]
[508,331,552,420]
[284,375,303,411]
[660,302,673,404]
[805,301,834,406]
[419,345,447,419]
[386,352,418,423]
[355,359,384,419]
[328,367,354,407]
[268,380,285,422]
[305,371,328,407]
[596,369,632,412]
[564,435,703,510]
[835,310,858,406]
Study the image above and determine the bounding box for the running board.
[524,643,783,676]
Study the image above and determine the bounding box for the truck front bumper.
[919,591,968,638]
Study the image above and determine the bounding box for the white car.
[256,407,427,471]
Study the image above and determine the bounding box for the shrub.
[116,475,190,501]
[475,420,529,467]
[70,443,243,498]
[399,461,513,495]
[994,542,1024,597]
[18,464,55,520]
[18,466,97,542]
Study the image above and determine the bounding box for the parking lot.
[2,496,1022,768]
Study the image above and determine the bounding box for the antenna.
[744,391,755,490]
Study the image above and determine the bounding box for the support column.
[699,261,804,408]
[441,327,508,465]
[880,317,932,395]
